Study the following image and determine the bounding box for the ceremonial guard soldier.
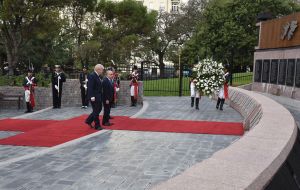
[79,66,89,108]
[129,66,139,107]
[51,65,66,109]
[112,70,120,108]
[216,67,230,111]
[190,77,201,110]
[23,69,37,113]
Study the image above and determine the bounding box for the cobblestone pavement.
[17,105,142,120]
[0,109,26,119]
[0,97,242,190]
[141,96,243,122]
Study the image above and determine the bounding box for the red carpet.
[0,115,243,147]
[102,116,244,136]
[0,119,58,132]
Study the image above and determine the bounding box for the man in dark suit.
[79,66,89,108]
[85,64,104,130]
[102,70,114,126]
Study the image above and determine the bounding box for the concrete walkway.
[0,97,242,190]
[259,93,300,129]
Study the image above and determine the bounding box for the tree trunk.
[158,52,165,78]
[6,46,19,76]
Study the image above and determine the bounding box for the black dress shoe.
[85,121,94,128]
[103,122,112,126]
[94,126,103,130]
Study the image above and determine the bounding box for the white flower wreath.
[194,58,225,97]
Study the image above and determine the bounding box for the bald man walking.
[85,64,104,130]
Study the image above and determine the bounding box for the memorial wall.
[253,12,300,100]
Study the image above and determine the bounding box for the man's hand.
[54,85,58,90]
[91,97,95,102]
[106,100,109,104]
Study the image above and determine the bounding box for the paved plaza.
[0,96,243,190]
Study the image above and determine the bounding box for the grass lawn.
[143,72,253,96]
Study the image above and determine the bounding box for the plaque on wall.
[296,59,300,87]
[262,60,270,83]
[278,59,287,85]
[286,59,295,86]
[254,60,262,82]
[270,59,278,84]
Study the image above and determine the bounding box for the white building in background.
[112,0,188,13]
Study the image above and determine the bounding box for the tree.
[147,0,207,77]
[91,0,157,67]
[183,0,300,71]
[0,0,70,75]
[65,0,97,68]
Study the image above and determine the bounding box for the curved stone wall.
[152,87,298,190]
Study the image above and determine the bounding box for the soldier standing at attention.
[51,65,66,109]
[23,69,37,113]
[190,77,201,110]
[79,66,89,108]
[129,66,139,107]
[216,67,230,111]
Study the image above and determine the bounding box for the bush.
[0,73,51,87]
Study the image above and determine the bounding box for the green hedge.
[0,73,51,87]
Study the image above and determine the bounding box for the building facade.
[112,0,188,13]
[253,12,300,100]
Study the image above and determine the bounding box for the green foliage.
[182,0,300,69]
[91,0,157,65]
[0,73,51,87]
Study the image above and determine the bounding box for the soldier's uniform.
[190,78,201,110]
[129,66,139,107]
[51,65,66,109]
[79,67,89,108]
[216,71,230,111]
[23,70,37,113]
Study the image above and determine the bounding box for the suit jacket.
[102,77,114,102]
[87,72,102,101]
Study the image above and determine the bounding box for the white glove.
[55,85,58,90]
[91,97,95,102]
[58,76,61,80]
[116,88,120,92]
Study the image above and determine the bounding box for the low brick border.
[152,87,298,190]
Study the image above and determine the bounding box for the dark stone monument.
[296,59,300,88]
[270,59,279,84]
[286,59,295,86]
[254,60,262,82]
[278,59,287,85]
[262,60,270,83]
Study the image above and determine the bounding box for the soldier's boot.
[130,96,135,107]
[195,98,200,110]
[220,99,225,111]
[216,98,221,109]
[134,99,137,106]
[25,102,31,113]
[191,97,195,107]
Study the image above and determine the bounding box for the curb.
[12,107,53,119]
[130,101,149,118]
